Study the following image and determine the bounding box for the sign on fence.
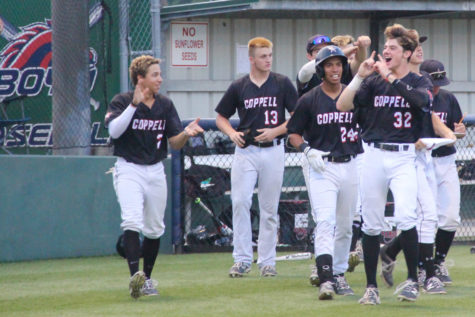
[171,22,208,67]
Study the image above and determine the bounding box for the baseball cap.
[306,34,334,54]
[420,59,450,86]
[419,35,428,43]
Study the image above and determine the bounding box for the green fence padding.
[0,155,172,262]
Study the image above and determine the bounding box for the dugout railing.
[172,117,475,253]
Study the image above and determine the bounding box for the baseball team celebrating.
[105,22,465,304]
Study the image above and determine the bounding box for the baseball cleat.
[435,262,452,285]
[380,244,396,287]
[129,271,146,299]
[334,274,354,296]
[423,276,447,294]
[358,287,381,305]
[347,251,360,272]
[229,262,251,278]
[318,281,335,300]
[309,265,320,287]
[394,279,419,302]
[141,278,159,296]
[260,265,277,277]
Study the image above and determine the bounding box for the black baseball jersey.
[431,89,463,157]
[287,85,363,156]
[354,72,432,143]
[296,63,353,97]
[105,91,183,165]
[215,72,297,133]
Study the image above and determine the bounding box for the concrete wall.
[0,155,173,262]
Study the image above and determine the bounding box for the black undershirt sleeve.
[391,79,431,111]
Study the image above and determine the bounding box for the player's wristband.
[130,102,138,108]
[299,143,309,153]
[347,74,363,91]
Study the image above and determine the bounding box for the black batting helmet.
[315,45,348,79]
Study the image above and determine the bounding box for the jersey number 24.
[340,127,358,143]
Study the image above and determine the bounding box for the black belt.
[249,138,282,148]
[432,153,452,158]
[324,154,356,163]
[371,142,410,152]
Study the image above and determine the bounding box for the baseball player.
[421,59,465,285]
[379,33,454,295]
[215,37,297,277]
[105,55,203,299]
[303,34,370,284]
[337,24,432,304]
[288,45,362,300]
[297,33,371,97]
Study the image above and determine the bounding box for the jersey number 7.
[157,133,163,149]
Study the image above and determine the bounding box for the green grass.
[1,245,474,316]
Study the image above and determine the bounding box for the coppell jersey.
[215,72,297,133]
[287,85,363,157]
[431,88,463,157]
[354,72,432,143]
[105,92,183,165]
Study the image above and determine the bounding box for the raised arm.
[373,54,431,110]
[337,51,376,112]
[349,35,371,76]
[298,60,316,84]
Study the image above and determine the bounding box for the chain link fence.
[0,0,115,155]
[177,119,475,252]
[179,119,312,252]
[124,0,153,59]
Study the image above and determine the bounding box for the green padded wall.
[0,155,173,262]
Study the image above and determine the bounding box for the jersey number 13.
[264,110,278,125]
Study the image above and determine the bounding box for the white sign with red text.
[171,22,208,67]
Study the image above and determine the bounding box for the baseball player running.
[379,33,454,295]
[421,59,465,285]
[105,55,203,299]
[337,24,432,304]
[288,45,362,300]
[297,33,370,97]
[215,37,297,277]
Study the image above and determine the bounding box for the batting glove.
[304,147,330,173]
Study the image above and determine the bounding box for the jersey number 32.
[394,111,412,129]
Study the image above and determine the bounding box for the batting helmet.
[315,45,348,79]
